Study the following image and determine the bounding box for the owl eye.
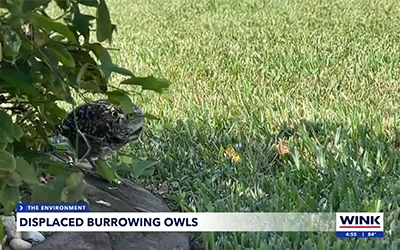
[111,110,119,118]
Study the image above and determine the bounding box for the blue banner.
[336,231,384,238]
[17,203,89,212]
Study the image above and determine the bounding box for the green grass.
[71,0,400,248]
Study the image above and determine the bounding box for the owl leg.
[87,158,97,172]
[76,130,92,162]
[69,129,97,171]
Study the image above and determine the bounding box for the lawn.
[77,0,400,249]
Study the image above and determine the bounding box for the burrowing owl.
[56,99,145,170]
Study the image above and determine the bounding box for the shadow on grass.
[127,118,400,249]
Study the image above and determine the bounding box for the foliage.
[0,0,170,214]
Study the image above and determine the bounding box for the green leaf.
[0,177,7,191]
[32,184,53,203]
[113,162,132,175]
[86,43,112,79]
[0,185,20,215]
[22,0,51,12]
[79,81,104,92]
[78,0,98,7]
[43,103,69,124]
[107,90,134,114]
[55,0,70,10]
[46,103,69,119]
[62,172,85,202]
[0,1,21,16]
[15,157,38,185]
[35,120,50,144]
[76,63,93,82]
[46,42,75,67]
[5,143,13,154]
[1,26,22,62]
[65,24,79,42]
[0,64,41,98]
[10,0,24,9]
[104,64,135,77]
[96,0,112,42]
[0,220,3,242]
[27,13,77,42]
[6,171,22,187]
[48,176,67,202]
[0,110,14,143]
[29,59,50,83]
[120,76,171,93]
[29,67,75,104]
[47,162,71,177]
[121,156,133,164]
[96,160,118,183]
[111,24,117,35]
[316,236,325,250]
[51,34,67,42]
[71,6,95,41]
[13,123,24,142]
[76,63,107,92]
[144,113,160,120]
[69,47,97,65]
[0,41,2,61]
[131,159,157,177]
[41,47,60,66]
[0,169,12,181]
[0,150,16,172]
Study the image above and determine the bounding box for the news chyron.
[336,212,384,238]
[16,203,386,238]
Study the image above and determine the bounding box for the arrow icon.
[18,204,24,211]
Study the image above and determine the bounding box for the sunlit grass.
[67,0,400,248]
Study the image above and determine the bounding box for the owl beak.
[134,127,143,135]
[127,126,143,141]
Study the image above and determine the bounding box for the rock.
[9,238,32,250]
[2,234,8,245]
[38,232,54,238]
[31,174,190,250]
[22,232,45,245]
[1,216,15,233]
[1,215,21,240]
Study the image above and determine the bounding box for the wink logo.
[336,212,384,232]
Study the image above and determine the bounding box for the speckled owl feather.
[59,99,144,161]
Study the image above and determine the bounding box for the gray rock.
[2,234,8,245]
[1,215,21,240]
[9,238,32,250]
[31,174,190,250]
[21,232,45,245]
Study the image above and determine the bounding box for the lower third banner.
[16,212,336,232]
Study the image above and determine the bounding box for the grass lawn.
[70,0,400,249]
